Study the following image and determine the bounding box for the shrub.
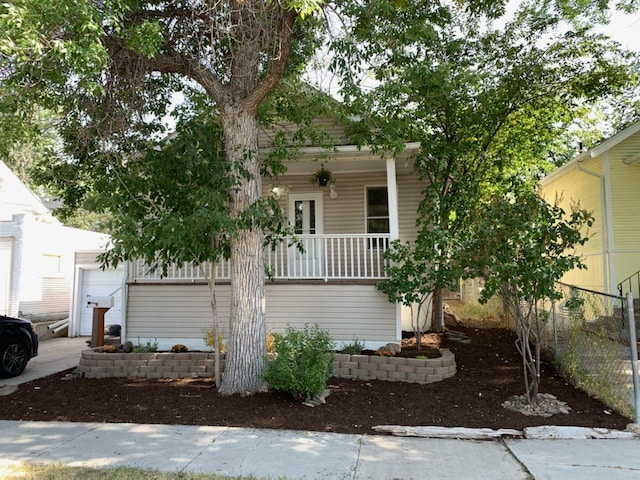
[132,339,158,353]
[263,324,335,401]
[340,339,365,355]
[171,343,188,353]
[266,332,276,353]
[203,328,227,353]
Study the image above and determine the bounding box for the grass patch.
[0,462,253,480]
[447,299,504,327]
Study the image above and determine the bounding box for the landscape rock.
[385,343,401,355]
[524,426,639,439]
[123,341,133,353]
[302,389,331,407]
[502,393,571,417]
[443,302,462,327]
[372,425,523,439]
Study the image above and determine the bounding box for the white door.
[79,268,124,336]
[288,193,323,277]
[0,239,12,315]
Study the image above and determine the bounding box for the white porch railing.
[128,234,390,282]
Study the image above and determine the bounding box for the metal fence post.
[626,292,640,425]
[551,298,558,355]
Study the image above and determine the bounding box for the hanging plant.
[310,165,333,187]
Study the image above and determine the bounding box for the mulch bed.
[0,326,631,434]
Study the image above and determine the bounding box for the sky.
[593,9,640,51]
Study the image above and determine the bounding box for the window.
[366,186,389,233]
[366,186,389,249]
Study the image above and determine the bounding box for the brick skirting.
[76,349,456,384]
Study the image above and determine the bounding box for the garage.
[0,239,12,316]
[74,267,125,337]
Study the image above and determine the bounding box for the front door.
[288,193,323,277]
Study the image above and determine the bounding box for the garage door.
[79,268,124,336]
[0,239,12,316]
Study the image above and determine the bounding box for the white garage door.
[0,239,13,316]
[79,268,124,336]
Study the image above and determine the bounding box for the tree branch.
[244,9,297,111]
[102,36,228,105]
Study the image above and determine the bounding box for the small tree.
[377,240,446,347]
[471,178,592,403]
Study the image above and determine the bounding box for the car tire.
[0,337,29,378]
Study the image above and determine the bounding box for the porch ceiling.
[274,142,420,175]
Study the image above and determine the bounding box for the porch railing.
[618,270,640,300]
[128,234,390,282]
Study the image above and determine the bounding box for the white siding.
[397,170,426,244]
[127,284,229,342]
[126,282,396,350]
[265,284,396,343]
[19,277,69,317]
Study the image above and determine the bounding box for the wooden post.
[91,307,110,348]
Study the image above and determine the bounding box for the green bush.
[132,339,159,353]
[340,339,365,355]
[263,324,335,401]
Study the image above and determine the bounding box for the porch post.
[386,158,399,241]
[386,158,402,341]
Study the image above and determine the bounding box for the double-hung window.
[366,186,389,248]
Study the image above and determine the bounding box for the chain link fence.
[546,283,638,420]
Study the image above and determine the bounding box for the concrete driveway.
[0,336,89,392]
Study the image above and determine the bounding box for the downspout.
[576,156,612,294]
[385,157,402,341]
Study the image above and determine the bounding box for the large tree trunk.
[218,105,267,395]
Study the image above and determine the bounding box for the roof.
[0,161,59,224]
[541,120,640,185]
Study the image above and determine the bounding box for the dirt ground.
[0,321,631,434]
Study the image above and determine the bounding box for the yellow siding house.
[540,121,640,297]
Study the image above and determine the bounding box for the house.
[0,161,109,322]
[79,115,430,351]
[540,121,640,298]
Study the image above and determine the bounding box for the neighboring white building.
[0,161,109,321]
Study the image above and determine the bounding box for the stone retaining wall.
[77,349,456,384]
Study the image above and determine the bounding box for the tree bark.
[432,288,445,333]
[218,105,267,395]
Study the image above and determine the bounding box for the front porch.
[127,233,391,283]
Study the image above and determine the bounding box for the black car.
[0,315,39,378]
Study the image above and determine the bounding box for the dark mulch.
[0,326,630,434]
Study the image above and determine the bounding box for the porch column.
[386,158,400,241]
[386,157,402,342]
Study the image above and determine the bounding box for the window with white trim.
[366,186,389,233]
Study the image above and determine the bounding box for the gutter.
[576,158,613,295]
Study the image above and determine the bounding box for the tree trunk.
[218,105,267,395]
[207,263,221,389]
[432,288,445,333]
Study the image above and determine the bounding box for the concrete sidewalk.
[1,420,639,479]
